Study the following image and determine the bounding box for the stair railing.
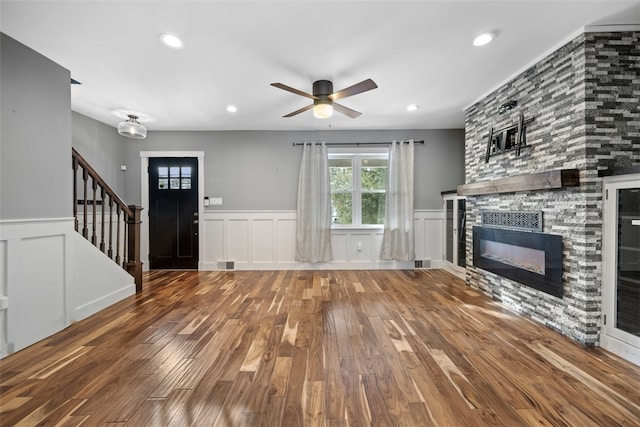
[72,148,142,291]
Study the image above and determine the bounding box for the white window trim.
[328,147,388,229]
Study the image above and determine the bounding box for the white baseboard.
[440,261,467,279]
[72,284,136,322]
[600,334,640,367]
[201,260,415,271]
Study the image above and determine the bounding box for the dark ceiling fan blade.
[283,103,315,118]
[329,78,377,101]
[271,83,318,100]
[333,102,362,119]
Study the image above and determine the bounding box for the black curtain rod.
[292,140,424,147]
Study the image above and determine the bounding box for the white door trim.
[601,173,640,366]
[140,151,205,271]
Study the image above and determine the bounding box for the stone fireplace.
[462,31,640,346]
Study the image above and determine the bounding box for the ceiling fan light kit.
[313,100,333,119]
[118,114,147,139]
[271,78,378,119]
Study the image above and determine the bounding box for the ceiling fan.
[271,78,378,119]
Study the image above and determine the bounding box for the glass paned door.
[616,188,640,336]
[446,199,454,263]
[602,175,640,365]
[443,194,466,272]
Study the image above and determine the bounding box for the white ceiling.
[2,0,639,132]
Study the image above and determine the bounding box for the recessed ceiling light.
[226,105,237,113]
[406,104,419,112]
[473,32,495,47]
[159,33,184,49]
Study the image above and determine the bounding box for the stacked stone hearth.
[464,32,639,345]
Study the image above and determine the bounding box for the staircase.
[72,148,142,291]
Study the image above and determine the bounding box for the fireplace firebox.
[473,226,563,298]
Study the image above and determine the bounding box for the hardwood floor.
[1,269,640,426]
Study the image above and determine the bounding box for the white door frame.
[601,173,640,366]
[140,151,205,271]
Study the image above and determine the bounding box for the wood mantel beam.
[457,169,580,196]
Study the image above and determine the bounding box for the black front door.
[149,157,199,269]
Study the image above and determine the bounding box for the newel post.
[126,205,143,292]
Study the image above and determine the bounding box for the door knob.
[193,220,199,224]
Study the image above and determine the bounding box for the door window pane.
[170,167,180,178]
[181,179,191,189]
[170,178,180,189]
[158,167,169,178]
[181,166,192,178]
[158,178,169,189]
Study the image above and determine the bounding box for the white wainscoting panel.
[253,219,275,264]
[19,234,67,351]
[203,218,225,266]
[228,219,250,266]
[415,209,445,268]
[0,240,7,357]
[276,218,296,263]
[201,209,443,270]
[0,219,71,356]
[70,232,135,322]
[0,218,135,359]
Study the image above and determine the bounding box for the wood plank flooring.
[1,269,640,426]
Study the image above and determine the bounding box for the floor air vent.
[414,259,431,269]
[217,261,235,270]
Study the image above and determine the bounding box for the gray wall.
[72,111,127,197]
[123,129,465,210]
[1,33,71,219]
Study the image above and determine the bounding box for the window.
[157,165,192,190]
[329,151,388,226]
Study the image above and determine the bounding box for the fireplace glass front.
[480,240,545,275]
[473,226,563,298]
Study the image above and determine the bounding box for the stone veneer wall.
[464,32,639,346]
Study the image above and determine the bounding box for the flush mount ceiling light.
[406,104,419,112]
[473,32,496,47]
[226,105,238,113]
[159,33,184,49]
[117,115,147,139]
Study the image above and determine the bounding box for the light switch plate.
[211,198,223,205]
